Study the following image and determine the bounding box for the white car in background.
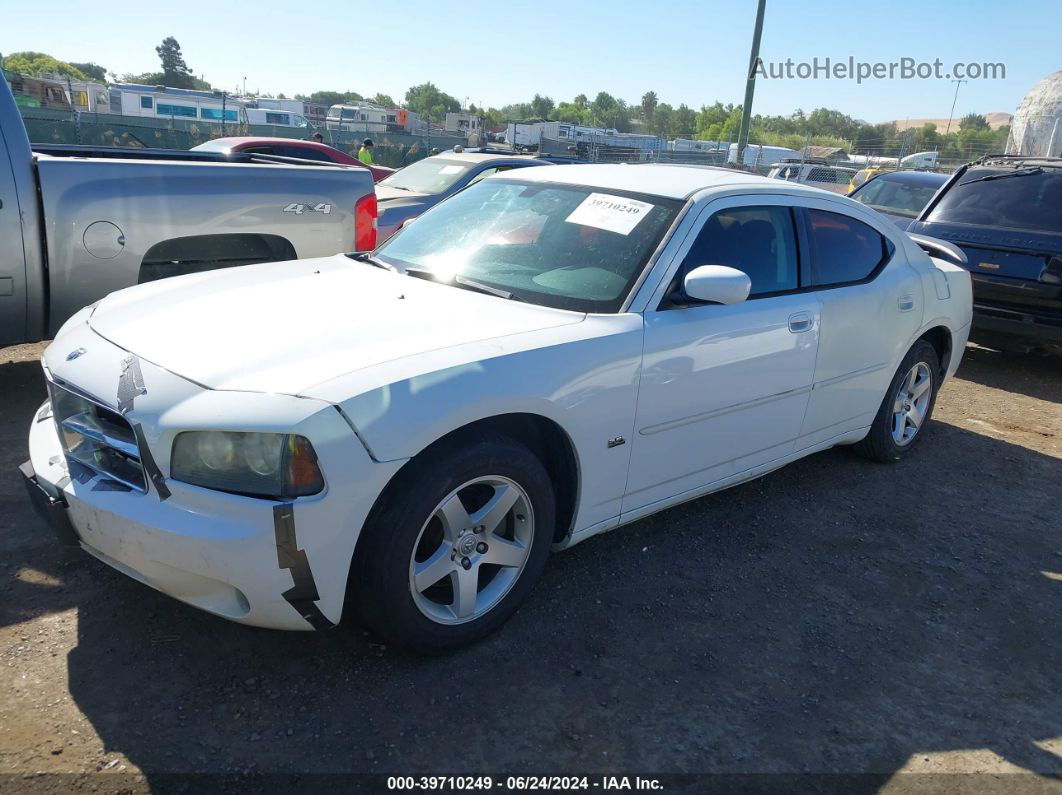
[768,161,859,194]
[23,164,972,653]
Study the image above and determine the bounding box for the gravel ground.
[0,340,1059,793]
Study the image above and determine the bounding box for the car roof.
[972,155,1062,170]
[426,152,543,165]
[206,137,332,148]
[871,170,948,185]
[496,163,794,200]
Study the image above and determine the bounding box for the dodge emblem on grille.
[66,347,86,361]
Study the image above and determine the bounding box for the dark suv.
[908,155,1062,352]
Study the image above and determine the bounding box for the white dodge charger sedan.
[23,165,973,652]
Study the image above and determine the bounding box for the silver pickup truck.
[0,80,376,345]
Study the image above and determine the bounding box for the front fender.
[332,317,645,533]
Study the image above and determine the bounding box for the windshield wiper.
[348,252,392,270]
[455,274,521,301]
[386,184,412,191]
[957,167,1043,187]
[404,267,522,301]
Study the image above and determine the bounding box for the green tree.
[530,93,555,119]
[652,103,674,136]
[69,62,107,82]
[554,101,589,125]
[3,52,86,79]
[640,90,658,124]
[673,104,697,137]
[372,93,396,107]
[404,82,460,123]
[694,103,742,141]
[298,90,362,106]
[498,102,533,120]
[916,122,940,151]
[589,92,630,131]
[155,37,196,89]
[573,94,588,108]
[959,113,989,131]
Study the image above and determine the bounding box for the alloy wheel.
[892,361,933,446]
[408,476,534,624]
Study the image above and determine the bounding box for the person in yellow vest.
[358,138,374,165]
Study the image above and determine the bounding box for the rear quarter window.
[928,168,1062,233]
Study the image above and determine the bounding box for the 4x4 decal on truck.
[283,203,332,215]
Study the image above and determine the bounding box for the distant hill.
[886,112,1012,131]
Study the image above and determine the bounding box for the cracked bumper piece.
[27,384,405,631]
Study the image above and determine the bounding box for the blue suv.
[908,155,1062,352]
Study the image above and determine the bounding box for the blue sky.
[2,0,1057,122]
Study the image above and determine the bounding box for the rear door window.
[927,167,1062,233]
[806,209,892,286]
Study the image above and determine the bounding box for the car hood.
[881,211,915,230]
[375,185,430,204]
[88,255,584,395]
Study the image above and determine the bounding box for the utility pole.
[736,0,767,167]
[943,78,967,138]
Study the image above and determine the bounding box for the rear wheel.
[853,340,941,463]
[352,432,554,653]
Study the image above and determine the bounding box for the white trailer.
[900,151,939,169]
[245,108,313,129]
[325,104,395,133]
[505,122,543,147]
[110,86,247,124]
[670,138,721,152]
[62,81,111,113]
[254,97,306,115]
[726,143,801,167]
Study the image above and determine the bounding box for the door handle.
[788,312,812,333]
[898,294,915,311]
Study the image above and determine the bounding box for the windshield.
[853,176,944,219]
[375,180,682,312]
[379,158,472,194]
[928,167,1062,233]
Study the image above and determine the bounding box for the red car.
[191,137,395,182]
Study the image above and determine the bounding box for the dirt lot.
[0,341,1059,793]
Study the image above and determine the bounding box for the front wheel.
[852,340,941,463]
[352,432,555,653]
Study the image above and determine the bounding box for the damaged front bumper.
[24,325,406,631]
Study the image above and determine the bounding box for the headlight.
[170,432,324,499]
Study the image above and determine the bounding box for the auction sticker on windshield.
[440,165,465,175]
[565,193,654,235]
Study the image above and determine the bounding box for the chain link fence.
[17,106,466,168]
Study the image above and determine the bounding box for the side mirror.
[682,265,751,305]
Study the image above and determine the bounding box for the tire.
[852,340,941,463]
[351,431,555,653]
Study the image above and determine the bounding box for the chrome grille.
[48,379,147,492]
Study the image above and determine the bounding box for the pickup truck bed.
[1,80,376,345]
[33,144,344,167]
